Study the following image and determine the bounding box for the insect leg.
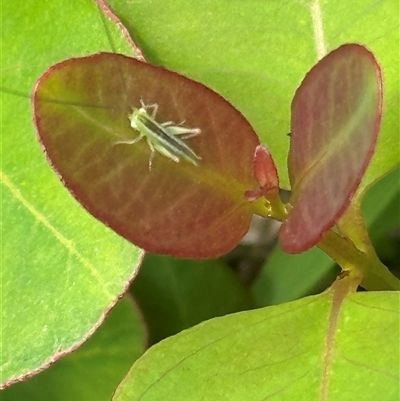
[161,119,186,128]
[113,133,144,146]
[138,99,159,118]
[145,138,180,169]
[147,138,156,170]
[161,121,174,127]
[145,104,159,119]
[165,126,201,138]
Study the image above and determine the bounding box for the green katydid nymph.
[114,100,201,170]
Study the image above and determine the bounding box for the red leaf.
[33,53,261,258]
[280,44,382,253]
[245,145,279,201]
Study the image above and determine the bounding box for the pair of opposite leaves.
[33,43,382,258]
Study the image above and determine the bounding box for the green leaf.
[1,1,142,388]
[108,0,399,189]
[1,297,145,401]
[3,0,399,390]
[131,254,255,345]
[280,44,382,253]
[1,118,141,387]
[1,1,132,94]
[113,291,399,401]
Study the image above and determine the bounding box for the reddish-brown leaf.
[245,145,279,201]
[280,44,382,253]
[33,53,262,258]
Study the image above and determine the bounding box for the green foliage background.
[1,0,399,399]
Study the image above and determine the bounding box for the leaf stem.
[318,229,400,291]
[253,188,399,291]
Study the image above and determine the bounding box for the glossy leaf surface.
[1,1,142,388]
[2,297,145,401]
[3,0,399,392]
[113,290,399,400]
[33,54,262,258]
[280,44,382,253]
